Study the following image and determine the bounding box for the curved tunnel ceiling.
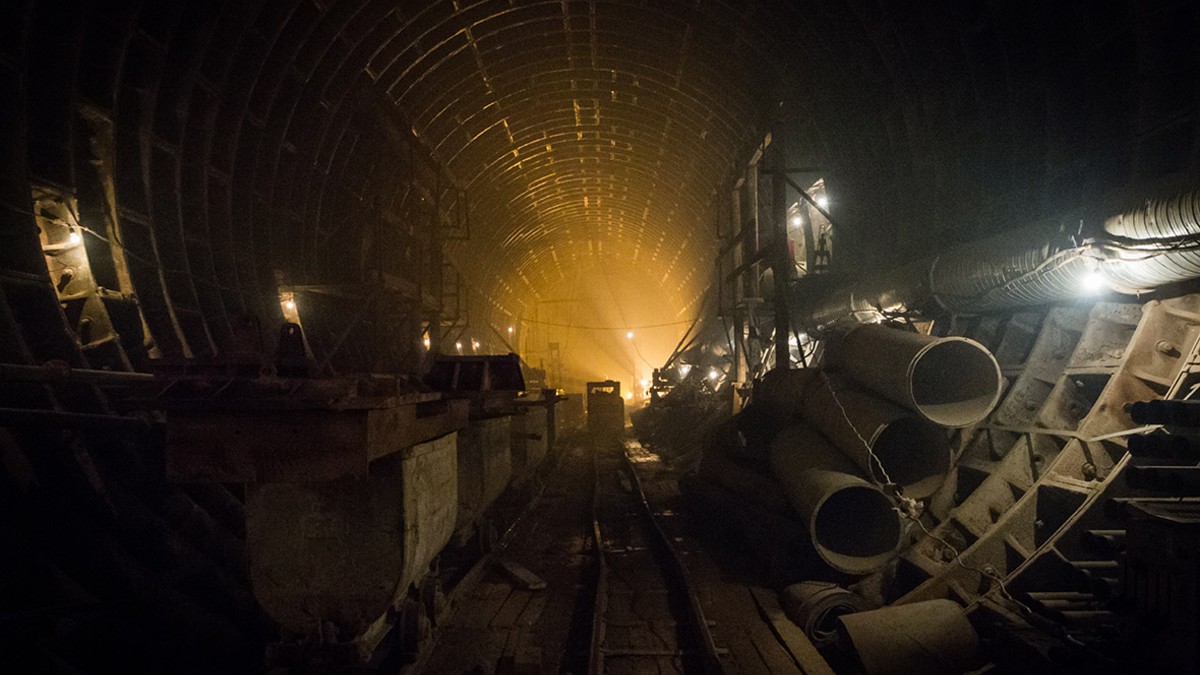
[378,1,782,319]
[2,0,1198,388]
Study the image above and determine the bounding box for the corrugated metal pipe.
[790,183,1200,330]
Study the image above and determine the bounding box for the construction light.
[627,331,634,339]
[423,337,431,349]
[639,379,649,388]
[1081,270,1106,294]
[791,215,803,227]
[472,340,480,350]
[709,369,720,380]
[624,391,633,400]
[679,364,691,377]
[68,231,81,244]
[507,326,514,333]
[817,195,829,209]
[455,342,463,351]
[284,300,295,310]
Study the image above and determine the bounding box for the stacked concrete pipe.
[800,373,952,499]
[769,424,903,575]
[827,324,1003,428]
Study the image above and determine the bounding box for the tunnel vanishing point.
[3,1,1200,674]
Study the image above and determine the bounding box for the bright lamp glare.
[626,331,634,339]
[639,379,649,387]
[816,195,829,209]
[679,364,691,377]
[284,300,295,310]
[709,369,720,380]
[423,338,431,348]
[68,231,81,244]
[790,215,803,227]
[624,391,633,400]
[507,326,513,333]
[455,342,462,350]
[1081,271,1106,294]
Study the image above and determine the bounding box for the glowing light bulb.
[624,391,633,400]
[639,379,649,388]
[423,337,431,348]
[679,364,691,377]
[455,342,463,350]
[472,340,480,350]
[284,300,295,310]
[709,369,720,380]
[507,326,514,333]
[68,231,81,244]
[790,215,803,227]
[626,331,634,339]
[1081,270,1106,294]
[816,195,829,209]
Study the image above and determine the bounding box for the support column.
[770,136,791,372]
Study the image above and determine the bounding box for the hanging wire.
[818,372,1035,615]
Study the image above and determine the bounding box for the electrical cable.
[818,372,1036,617]
[506,317,697,331]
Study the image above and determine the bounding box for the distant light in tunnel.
[424,337,431,349]
[1081,270,1107,294]
[639,379,649,388]
[507,326,514,333]
[455,342,463,351]
[627,331,634,339]
[624,391,633,400]
[816,195,829,209]
[68,231,81,244]
[284,300,295,311]
[709,369,720,380]
[472,340,480,350]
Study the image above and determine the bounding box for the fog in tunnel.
[5,1,1200,673]
[2,0,1197,389]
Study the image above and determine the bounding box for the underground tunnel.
[2,1,1200,674]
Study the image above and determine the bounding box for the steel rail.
[586,436,725,675]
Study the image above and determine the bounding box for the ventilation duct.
[791,184,1200,329]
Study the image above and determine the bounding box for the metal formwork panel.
[455,414,513,531]
[246,431,458,635]
[856,296,1200,611]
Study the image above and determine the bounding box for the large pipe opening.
[870,417,952,497]
[813,486,902,575]
[800,376,952,499]
[909,338,1003,427]
[770,424,904,575]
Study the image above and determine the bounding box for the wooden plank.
[496,557,548,590]
[454,581,514,628]
[491,589,534,628]
[748,587,836,675]
[514,593,549,627]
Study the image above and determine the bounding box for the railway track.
[587,437,724,675]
